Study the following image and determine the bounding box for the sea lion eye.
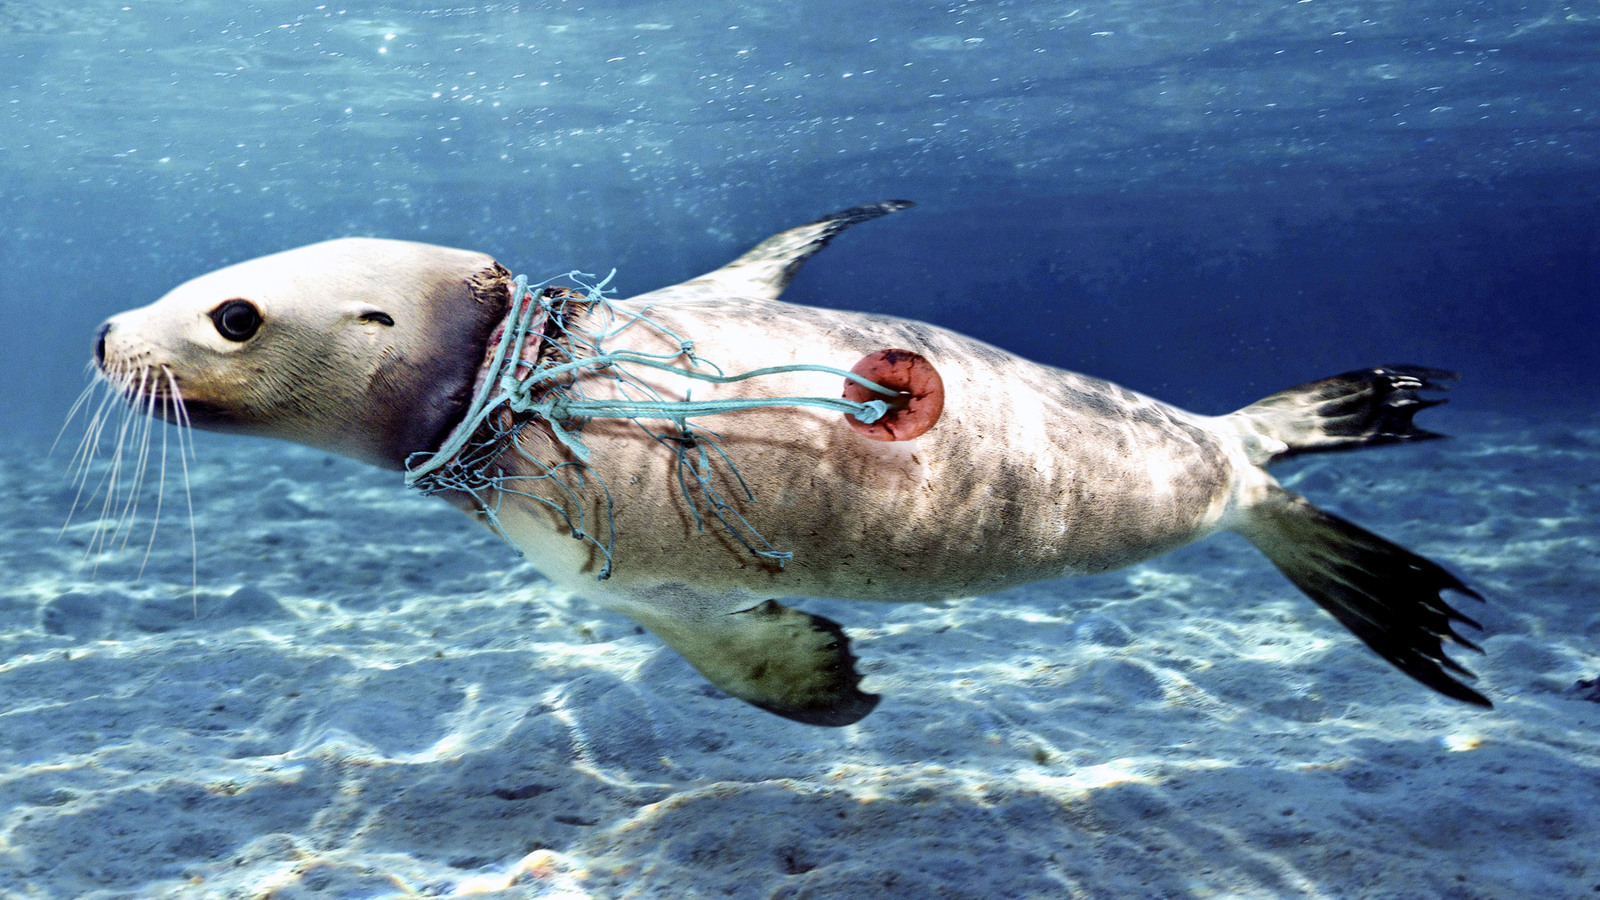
[210,299,262,342]
[358,310,395,327]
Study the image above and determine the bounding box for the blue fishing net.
[404,271,899,580]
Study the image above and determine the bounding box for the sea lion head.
[95,238,511,470]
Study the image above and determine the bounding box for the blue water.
[4,5,1600,898]
[3,1,1597,431]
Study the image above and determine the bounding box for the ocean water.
[2,2,1599,898]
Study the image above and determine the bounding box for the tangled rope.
[404,271,900,579]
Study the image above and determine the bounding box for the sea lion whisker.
[126,372,165,550]
[85,390,127,558]
[112,368,158,553]
[58,363,151,561]
[162,367,200,613]
[67,368,124,488]
[156,364,195,445]
[134,388,171,581]
[51,375,105,458]
[86,367,145,568]
[55,375,115,539]
[96,365,155,560]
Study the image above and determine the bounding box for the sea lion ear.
[624,596,880,726]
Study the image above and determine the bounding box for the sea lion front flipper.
[627,597,879,726]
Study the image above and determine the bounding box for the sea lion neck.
[407,282,601,479]
[374,259,514,471]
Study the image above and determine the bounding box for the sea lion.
[93,201,1489,725]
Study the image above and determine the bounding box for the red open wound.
[842,349,945,441]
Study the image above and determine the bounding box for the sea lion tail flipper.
[623,596,879,726]
[648,201,915,304]
[1225,365,1455,465]
[1234,483,1491,707]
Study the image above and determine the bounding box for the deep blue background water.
[3,1,1597,435]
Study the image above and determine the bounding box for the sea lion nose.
[94,321,112,367]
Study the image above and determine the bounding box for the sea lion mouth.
[105,368,238,429]
[165,397,235,427]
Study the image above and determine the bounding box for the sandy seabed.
[1,410,1597,899]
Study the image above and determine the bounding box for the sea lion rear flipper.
[1225,365,1455,465]
[625,596,879,726]
[1234,483,1491,707]
[634,200,914,305]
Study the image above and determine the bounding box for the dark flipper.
[1230,365,1456,464]
[1236,485,1490,707]
[725,600,880,726]
[635,200,915,305]
[628,597,879,726]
